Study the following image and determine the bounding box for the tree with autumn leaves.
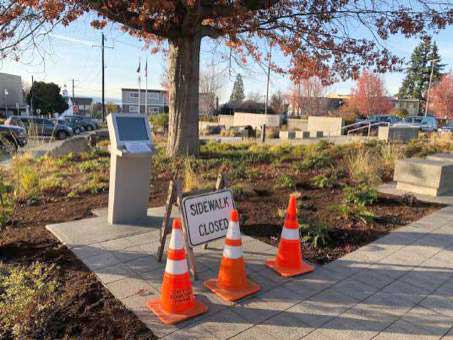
[1,1,452,156]
[344,71,393,117]
[429,72,453,120]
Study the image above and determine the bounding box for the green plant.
[14,166,40,202]
[333,203,376,224]
[301,151,333,170]
[343,183,378,207]
[274,174,295,190]
[301,223,330,248]
[149,112,169,132]
[39,175,66,193]
[0,262,59,338]
[0,175,14,228]
[344,147,381,185]
[311,169,338,189]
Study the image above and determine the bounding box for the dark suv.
[0,125,27,152]
[5,116,73,140]
[54,117,85,134]
[64,115,98,131]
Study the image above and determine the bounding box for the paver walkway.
[46,205,453,339]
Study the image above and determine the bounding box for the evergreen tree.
[398,38,444,113]
[26,81,68,115]
[229,74,245,103]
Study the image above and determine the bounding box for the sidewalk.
[46,206,453,339]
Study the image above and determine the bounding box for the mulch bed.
[0,177,441,338]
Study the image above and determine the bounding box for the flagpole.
[138,57,141,114]
[145,59,148,116]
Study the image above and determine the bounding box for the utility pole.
[93,33,113,120]
[425,58,439,117]
[72,79,75,102]
[102,32,105,120]
[265,41,272,115]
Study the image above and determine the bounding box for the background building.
[122,88,168,114]
[72,97,93,116]
[392,98,420,116]
[0,72,26,116]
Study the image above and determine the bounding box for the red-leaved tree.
[429,72,453,120]
[345,70,394,117]
[1,1,452,156]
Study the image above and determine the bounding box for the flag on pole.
[145,59,148,115]
[137,58,142,113]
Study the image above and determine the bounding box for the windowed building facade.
[121,88,168,115]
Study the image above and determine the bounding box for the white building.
[121,88,168,114]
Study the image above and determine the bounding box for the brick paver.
[46,205,453,339]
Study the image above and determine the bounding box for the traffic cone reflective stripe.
[204,209,260,301]
[266,195,314,277]
[147,218,207,324]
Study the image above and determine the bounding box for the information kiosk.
[106,113,154,225]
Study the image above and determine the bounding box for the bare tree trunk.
[166,34,201,157]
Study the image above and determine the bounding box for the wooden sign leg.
[157,180,176,262]
[176,181,198,280]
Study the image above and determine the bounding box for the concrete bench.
[427,153,453,163]
[310,131,323,138]
[295,131,310,139]
[394,158,453,196]
[279,131,296,140]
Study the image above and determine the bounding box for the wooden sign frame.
[157,173,227,280]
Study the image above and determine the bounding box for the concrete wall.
[218,115,234,129]
[287,119,308,131]
[307,116,343,136]
[378,126,419,143]
[219,113,280,129]
[233,112,280,129]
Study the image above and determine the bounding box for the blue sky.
[1,14,452,104]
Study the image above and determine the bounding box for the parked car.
[347,115,401,135]
[0,124,27,153]
[55,117,85,134]
[394,115,438,132]
[63,115,98,131]
[357,115,401,126]
[438,121,453,133]
[5,116,73,140]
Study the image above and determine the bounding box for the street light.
[425,58,440,117]
[4,89,8,117]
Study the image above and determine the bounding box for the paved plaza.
[46,205,453,339]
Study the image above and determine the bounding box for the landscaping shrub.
[301,223,331,248]
[333,203,376,224]
[274,174,295,190]
[301,151,332,170]
[0,262,59,338]
[0,175,14,229]
[343,183,378,207]
[344,147,381,186]
[312,173,337,189]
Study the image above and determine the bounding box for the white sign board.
[124,141,151,153]
[181,189,235,247]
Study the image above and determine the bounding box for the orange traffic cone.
[266,195,314,277]
[204,209,260,301]
[147,218,207,324]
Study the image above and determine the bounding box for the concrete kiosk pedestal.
[107,113,154,225]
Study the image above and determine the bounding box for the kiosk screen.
[116,117,149,141]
